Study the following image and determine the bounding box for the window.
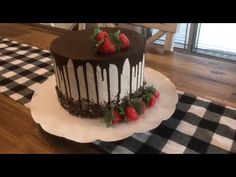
[193,23,236,61]
[152,23,236,62]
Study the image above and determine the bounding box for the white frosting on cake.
[58,69,66,96]
[63,65,70,98]
[109,64,119,101]
[86,62,97,102]
[120,58,130,99]
[140,54,145,85]
[56,68,62,93]
[77,65,87,100]
[131,65,137,93]
[67,60,79,100]
[138,61,142,88]
[96,66,108,104]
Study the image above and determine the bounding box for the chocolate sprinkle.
[55,80,150,120]
[56,86,105,118]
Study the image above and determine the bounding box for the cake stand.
[30,67,178,143]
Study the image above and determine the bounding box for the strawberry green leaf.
[114,30,120,38]
[94,27,101,37]
[143,92,152,107]
[110,30,124,51]
[145,85,156,95]
[117,105,125,116]
[130,98,144,115]
[91,28,105,49]
[104,106,114,127]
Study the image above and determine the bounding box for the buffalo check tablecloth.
[1,37,236,154]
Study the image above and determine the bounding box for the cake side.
[52,54,145,103]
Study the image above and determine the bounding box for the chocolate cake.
[50,27,146,118]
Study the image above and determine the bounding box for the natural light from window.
[197,23,236,53]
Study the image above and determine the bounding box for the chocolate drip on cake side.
[73,60,81,100]
[129,66,132,96]
[52,53,69,98]
[92,65,99,104]
[53,57,143,102]
[82,63,89,100]
[117,66,122,101]
[93,56,143,103]
[106,67,111,102]
[136,64,139,91]
[101,67,105,81]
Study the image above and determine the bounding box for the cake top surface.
[50,27,145,61]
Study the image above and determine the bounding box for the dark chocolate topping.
[50,27,145,61]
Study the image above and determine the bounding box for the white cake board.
[30,67,178,143]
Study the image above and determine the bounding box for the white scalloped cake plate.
[30,67,178,143]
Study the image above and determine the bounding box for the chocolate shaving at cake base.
[56,86,105,118]
[55,80,148,119]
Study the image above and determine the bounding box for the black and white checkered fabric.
[1,38,236,154]
[0,38,53,104]
[95,92,236,153]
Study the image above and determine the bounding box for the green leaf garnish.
[145,85,156,95]
[104,106,114,127]
[130,98,144,115]
[143,92,152,107]
[117,105,125,116]
[110,30,123,51]
[94,27,101,37]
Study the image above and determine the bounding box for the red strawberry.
[97,38,116,54]
[149,95,157,107]
[155,90,160,98]
[96,31,109,42]
[119,33,130,49]
[112,110,122,124]
[125,107,139,121]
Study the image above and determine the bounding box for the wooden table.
[0,23,236,153]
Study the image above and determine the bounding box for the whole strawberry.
[149,95,157,107]
[125,107,139,121]
[112,110,122,124]
[98,38,116,54]
[96,31,109,42]
[119,33,130,49]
